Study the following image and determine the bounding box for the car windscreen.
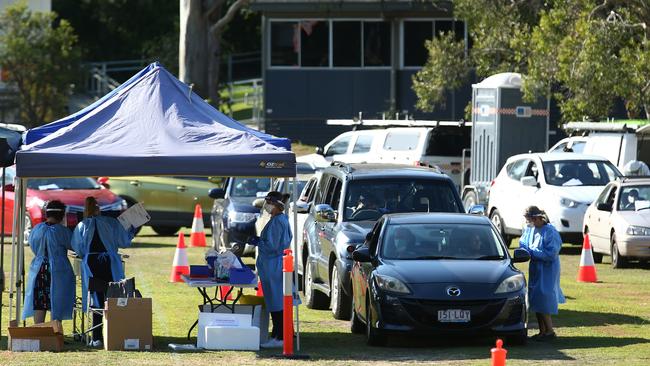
[381,223,506,260]
[542,160,620,186]
[618,185,650,211]
[343,179,461,221]
[424,126,471,157]
[26,178,101,190]
[231,177,272,197]
[274,179,308,197]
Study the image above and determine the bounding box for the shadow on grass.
[560,246,582,256]
[556,309,649,327]
[129,242,178,249]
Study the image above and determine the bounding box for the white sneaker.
[260,338,283,349]
[91,340,103,348]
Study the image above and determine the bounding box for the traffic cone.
[491,339,507,366]
[256,279,264,296]
[190,204,206,247]
[577,233,598,283]
[170,233,190,282]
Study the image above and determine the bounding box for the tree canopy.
[0,3,80,127]
[413,0,650,121]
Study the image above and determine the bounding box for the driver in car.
[386,227,417,259]
[236,179,259,196]
[624,189,640,210]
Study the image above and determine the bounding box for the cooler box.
[204,325,260,351]
[197,312,253,349]
[199,303,268,344]
[103,298,153,351]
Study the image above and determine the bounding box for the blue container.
[206,256,217,269]
[190,265,211,278]
[229,267,256,284]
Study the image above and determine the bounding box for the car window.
[524,161,539,180]
[618,185,650,211]
[549,142,567,153]
[383,131,420,151]
[596,184,615,205]
[296,162,317,174]
[300,177,317,202]
[380,223,506,260]
[324,177,339,206]
[352,135,373,154]
[424,126,471,156]
[367,218,384,256]
[605,186,617,206]
[343,179,461,221]
[507,159,529,181]
[542,160,621,186]
[325,136,351,157]
[27,178,100,190]
[230,177,271,197]
[568,141,586,153]
[331,179,342,209]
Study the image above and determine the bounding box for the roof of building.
[251,0,453,14]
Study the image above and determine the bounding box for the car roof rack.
[330,161,353,173]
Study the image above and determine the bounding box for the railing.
[83,60,147,97]
[221,78,264,131]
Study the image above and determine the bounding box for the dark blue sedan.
[350,213,530,346]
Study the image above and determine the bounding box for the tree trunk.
[207,27,222,106]
[179,0,209,98]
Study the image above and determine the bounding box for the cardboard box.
[103,297,153,351]
[8,322,64,352]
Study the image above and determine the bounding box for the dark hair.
[84,196,99,218]
[265,191,290,211]
[45,200,66,222]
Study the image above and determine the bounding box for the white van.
[319,122,471,188]
[548,122,650,170]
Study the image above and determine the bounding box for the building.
[251,0,471,146]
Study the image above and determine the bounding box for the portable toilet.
[462,72,549,208]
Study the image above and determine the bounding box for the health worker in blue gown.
[72,196,135,346]
[249,191,292,349]
[23,200,75,324]
[519,205,565,342]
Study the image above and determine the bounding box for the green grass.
[1,230,649,365]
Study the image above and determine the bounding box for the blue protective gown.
[71,216,133,311]
[519,224,566,315]
[256,213,292,312]
[23,223,75,321]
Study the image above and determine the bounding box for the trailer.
[461,72,550,209]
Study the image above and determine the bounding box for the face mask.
[628,196,636,204]
[264,204,274,214]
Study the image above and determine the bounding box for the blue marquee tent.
[16,63,295,178]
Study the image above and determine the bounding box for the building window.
[270,21,298,66]
[402,19,465,68]
[333,21,361,67]
[364,22,391,66]
[300,21,329,67]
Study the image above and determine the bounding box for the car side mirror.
[315,146,324,155]
[3,184,14,192]
[295,201,310,214]
[468,204,486,215]
[314,204,336,223]
[252,198,265,209]
[597,203,612,212]
[512,248,531,263]
[520,176,538,187]
[208,188,225,199]
[352,247,372,262]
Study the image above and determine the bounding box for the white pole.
[292,176,300,351]
[15,178,26,321]
[8,176,19,323]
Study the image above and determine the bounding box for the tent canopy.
[16,63,295,178]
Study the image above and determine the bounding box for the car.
[350,213,530,346]
[583,177,650,268]
[209,177,271,256]
[98,176,222,235]
[488,153,621,246]
[1,167,126,240]
[302,163,465,320]
[317,125,471,188]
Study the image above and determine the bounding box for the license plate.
[437,309,471,323]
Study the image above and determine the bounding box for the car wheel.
[350,297,365,334]
[592,251,603,264]
[303,261,328,310]
[611,233,627,269]
[120,196,141,235]
[507,329,528,346]
[366,299,387,347]
[330,265,351,320]
[463,190,478,211]
[151,225,181,236]
[490,209,513,247]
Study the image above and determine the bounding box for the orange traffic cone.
[256,279,264,297]
[491,339,507,366]
[577,233,598,283]
[190,204,206,247]
[170,233,190,282]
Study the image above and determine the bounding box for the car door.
[320,176,343,289]
[307,174,332,281]
[514,159,543,229]
[495,158,530,230]
[588,183,617,251]
[174,176,222,225]
[354,218,384,321]
[127,176,181,226]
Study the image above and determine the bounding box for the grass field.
[1,229,649,365]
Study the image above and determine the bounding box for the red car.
[2,167,127,236]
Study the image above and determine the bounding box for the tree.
[179,0,249,103]
[0,4,80,127]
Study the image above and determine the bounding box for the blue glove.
[249,236,260,245]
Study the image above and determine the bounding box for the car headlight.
[626,225,650,236]
[559,197,579,208]
[495,274,526,294]
[228,211,257,223]
[374,274,410,294]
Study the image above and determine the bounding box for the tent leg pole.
[291,176,300,352]
[16,178,26,323]
[8,175,20,325]
[0,166,5,336]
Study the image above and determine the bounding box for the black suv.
[302,163,465,320]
